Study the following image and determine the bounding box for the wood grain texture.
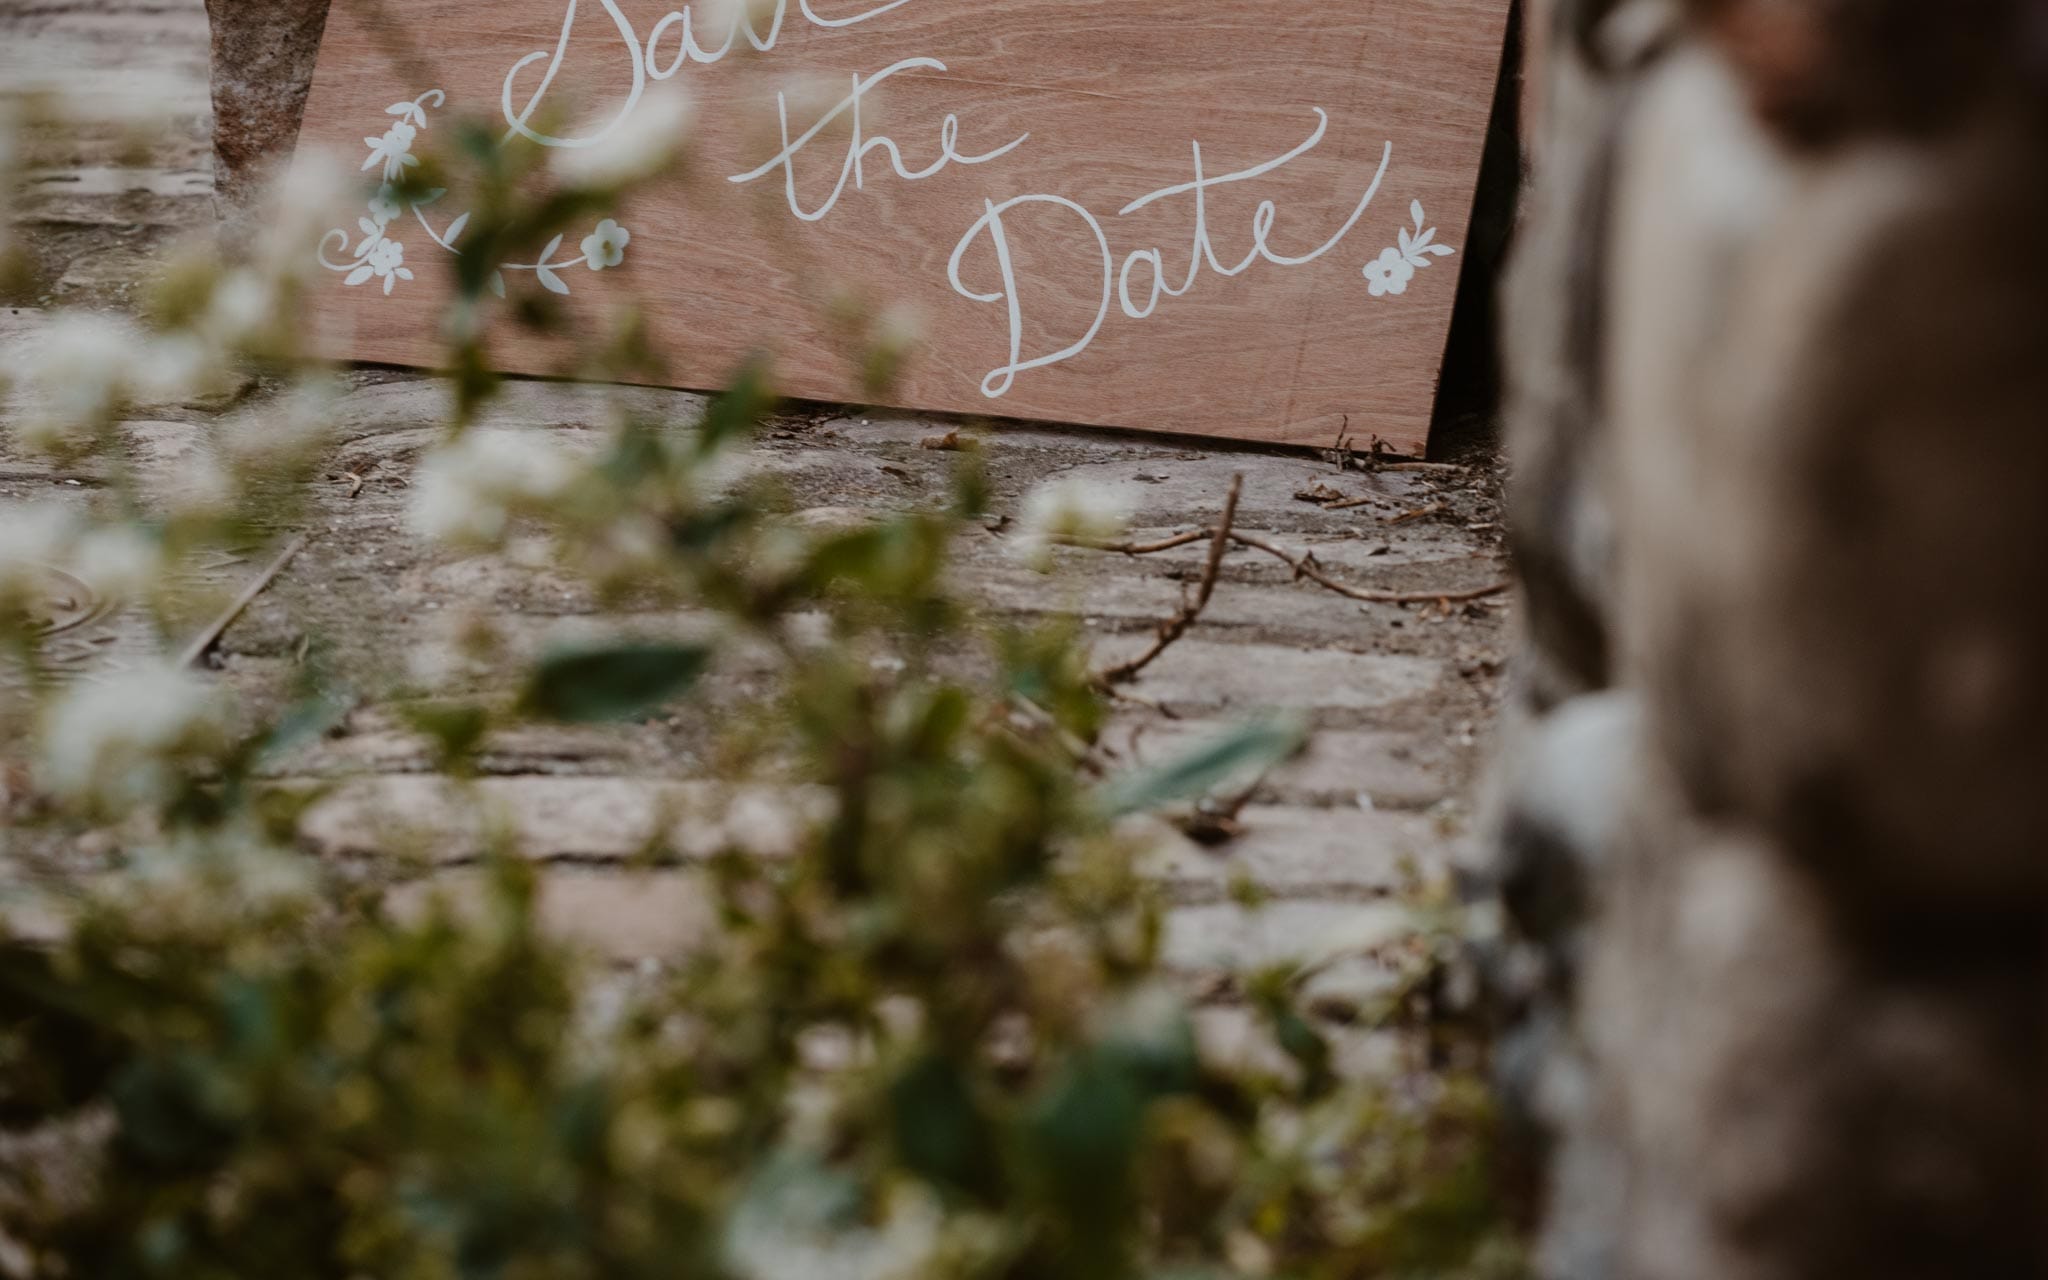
[296,0,1512,453]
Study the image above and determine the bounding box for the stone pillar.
[203,0,335,243]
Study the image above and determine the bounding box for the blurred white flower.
[725,1173,942,1280]
[699,0,784,42]
[408,431,581,547]
[69,525,164,604]
[581,219,631,271]
[552,87,693,189]
[0,502,79,605]
[7,313,144,454]
[38,662,228,815]
[220,379,337,478]
[263,150,354,270]
[1009,476,1130,569]
[871,304,922,360]
[162,450,237,524]
[203,270,276,346]
[134,333,220,405]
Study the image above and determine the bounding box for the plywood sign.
[296,0,1511,453]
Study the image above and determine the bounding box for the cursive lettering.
[727,57,1030,223]
[502,0,920,147]
[949,111,1391,397]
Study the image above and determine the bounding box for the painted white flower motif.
[1364,246,1415,298]
[319,89,636,300]
[581,219,631,271]
[344,236,414,294]
[363,120,418,181]
[367,183,403,226]
[1365,199,1457,298]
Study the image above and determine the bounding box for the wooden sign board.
[296,0,1511,453]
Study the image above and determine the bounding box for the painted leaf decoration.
[536,265,569,295]
[443,212,470,244]
[488,270,507,298]
[345,265,374,287]
[1426,244,1456,256]
[1411,199,1425,228]
[540,233,564,262]
[419,187,446,206]
[386,102,412,115]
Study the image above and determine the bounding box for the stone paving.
[1,0,1511,1067]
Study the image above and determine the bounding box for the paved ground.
[2,0,1511,1066]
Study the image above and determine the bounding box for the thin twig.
[1385,502,1449,526]
[1060,522,1509,608]
[179,536,309,669]
[1095,475,1242,687]
[1320,493,1403,512]
[1088,529,1212,556]
[1225,532,1509,605]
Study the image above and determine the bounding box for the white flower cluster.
[37,662,229,817]
[1009,476,1131,569]
[407,430,583,548]
[2,246,319,457]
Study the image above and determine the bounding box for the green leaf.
[403,702,490,765]
[519,643,712,723]
[887,1053,1002,1200]
[1095,714,1308,816]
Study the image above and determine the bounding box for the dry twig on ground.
[1069,521,1509,610]
[179,536,309,669]
[1093,475,1243,687]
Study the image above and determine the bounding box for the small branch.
[1225,532,1508,605]
[1319,493,1402,513]
[1385,502,1448,526]
[1095,475,1242,687]
[179,536,309,669]
[1059,520,1509,609]
[1083,529,1212,556]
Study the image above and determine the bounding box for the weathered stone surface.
[1084,638,1444,716]
[203,0,332,243]
[297,775,832,864]
[1099,719,1453,810]
[1132,805,1452,893]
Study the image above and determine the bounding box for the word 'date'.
[297,0,1511,452]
